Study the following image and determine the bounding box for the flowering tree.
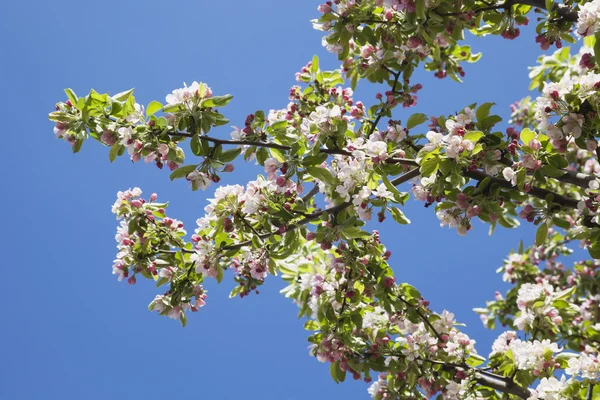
[48,0,600,398]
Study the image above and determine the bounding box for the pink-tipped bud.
[529,139,542,151]
[223,163,235,172]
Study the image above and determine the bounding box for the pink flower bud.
[456,193,469,209]
[223,163,235,172]
[167,161,178,171]
[466,205,481,218]
[157,143,169,156]
[529,139,542,150]
[276,176,287,187]
[100,131,116,145]
[383,276,396,288]
[150,193,158,202]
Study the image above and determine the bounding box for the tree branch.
[424,359,531,399]
[511,0,578,22]
[167,131,417,166]
[436,0,578,22]
[464,169,580,210]
[222,168,420,251]
[398,296,443,341]
[170,131,593,190]
[366,68,402,138]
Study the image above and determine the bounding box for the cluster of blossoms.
[576,0,600,37]
[576,177,600,225]
[316,0,438,81]
[422,108,477,160]
[165,81,213,107]
[279,238,488,399]
[491,332,562,375]
[533,71,600,149]
[111,188,186,284]
[149,285,207,321]
[527,351,600,399]
[513,280,564,330]
[110,188,210,324]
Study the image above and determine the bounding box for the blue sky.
[1,1,555,399]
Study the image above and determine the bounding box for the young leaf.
[200,95,233,108]
[390,207,411,224]
[406,113,427,129]
[535,223,548,246]
[146,101,163,117]
[109,144,123,162]
[169,165,197,181]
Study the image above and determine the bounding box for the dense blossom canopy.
[50,0,600,398]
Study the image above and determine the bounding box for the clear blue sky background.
[1,1,557,399]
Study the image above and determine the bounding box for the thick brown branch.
[559,171,595,188]
[472,370,531,398]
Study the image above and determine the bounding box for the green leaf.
[311,55,319,74]
[536,223,548,246]
[540,165,566,178]
[64,88,78,106]
[169,165,197,181]
[463,131,484,143]
[190,135,202,156]
[406,113,427,129]
[109,144,123,162]
[520,128,535,145]
[112,88,135,102]
[218,148,241,163]
[465,354,486,367]
[416,0,426,19]
[200,94,233,108]
[390,207,411,224]
[475,102,495,123]
[420,156,440,177]
[342,227,370,239]
[330,361,340,384]
[306,166,335,184]
[302,153,328,167]
[381,174,407,204]
[146,101,163,117]
[588,244,600,259]
[304,320,320,331]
